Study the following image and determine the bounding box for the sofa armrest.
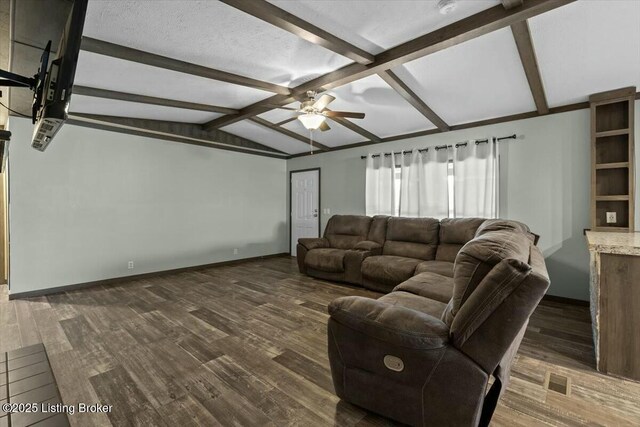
[298,237,329,250]
[353,240,383,253]
[328,296,449,350]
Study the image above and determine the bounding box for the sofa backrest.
[435,218,486,262]
[448,242,549,374]
[382,217,440,260]
[323,215,372,250]
[442,228,532,325]
[368,215,390,245]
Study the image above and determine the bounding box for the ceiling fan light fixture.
[437,0,457,15]
[298,112,326,130]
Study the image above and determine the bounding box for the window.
[392,161,455,217]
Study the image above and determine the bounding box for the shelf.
[595,128,630,138]
[595,162,629,170]
[596,195,629,201]
[591,88,635,231]
[595,134,629,164]
[595,101,630,132]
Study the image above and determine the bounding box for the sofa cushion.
[445,229,532,324]
[368,215,390,245]
[362,255,422,287]
[379,291,448,318]
[393,272,454,304]
[415,260,454,278]
[304,248,346,273]
[382,217,439,260]
[324,215,372,250]
[436,218,486,262]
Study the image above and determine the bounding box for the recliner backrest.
[435,218,486,262]
[382,217,440,260]
[448,243,549,374]
[475,218,539,244]
[324,215,372,249]
[443,229,532,325]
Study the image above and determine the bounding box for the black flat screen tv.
[31,0,88,151]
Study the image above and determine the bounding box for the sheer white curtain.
[399,148,450,218]
[365,152,396,216]
[453,139,499,218]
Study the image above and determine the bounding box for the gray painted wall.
[287,101,640,301]
[8,118,287,294]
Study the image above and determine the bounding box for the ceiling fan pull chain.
[309,129,314,154]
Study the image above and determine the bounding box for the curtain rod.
[360,134,517,159]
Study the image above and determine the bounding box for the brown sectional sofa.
[297,215,548,427]
[297,215,505,291]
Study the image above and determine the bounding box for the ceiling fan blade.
[323,111,365,119]
[313,94,335,111]
[319,121,330,132]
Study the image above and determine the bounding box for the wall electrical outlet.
[606,212,617,224]
[233,248,238,255]
[128,261,134,269]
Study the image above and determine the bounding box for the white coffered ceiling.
[529,0,640,107]
[61,0,640,155]
[395,27,536,125]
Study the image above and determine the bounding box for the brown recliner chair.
[297,215,386,285]
[327,228,549,427]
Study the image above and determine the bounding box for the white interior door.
[291,169,320,256]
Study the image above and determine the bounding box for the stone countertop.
[586,231,640,255]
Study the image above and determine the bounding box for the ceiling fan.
[269,90,365,131]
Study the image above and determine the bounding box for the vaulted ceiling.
[5,0,640,157]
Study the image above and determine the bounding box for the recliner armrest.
[328,296,449,350]
[353,240,382,253]
[298,237,330,250]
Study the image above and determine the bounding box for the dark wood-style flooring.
[0,256,639,426]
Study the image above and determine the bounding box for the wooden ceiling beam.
[73,86,239,115]
[378,70,449,132]
[510,21,549,114]
[203,0,575,130]
[80,37,291,95]
[219,0,374,65]
[249,116,331,152]
[274,116,297,127]
[69,113,287,156]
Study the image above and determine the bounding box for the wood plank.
[219,0,374,64]
[89,365,159,426]
[203,0,576,130]
[510,20,549,114]
[73,85,239,115]
[273,349,334,393]
[378,70,449,131]
[81,36,291,95]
